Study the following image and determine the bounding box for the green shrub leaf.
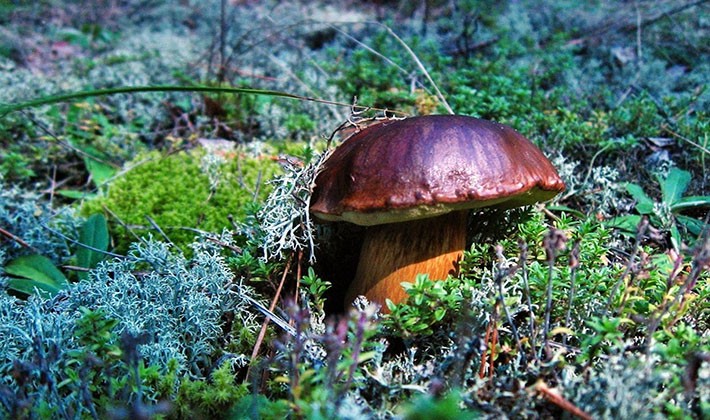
[605,214,643,235]
[671,195,710,212]
[676,214,706,236]
[660,168,691,205]
[76,213,109,279]
[4,254,68,296]
[56,189,98,200]
[84,156,116,187]
[626,183,654,214]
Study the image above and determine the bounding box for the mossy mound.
[82,148,282,254]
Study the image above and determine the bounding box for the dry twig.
[534,380,592,420]
[0,226,34,249]
[249,253,294,363]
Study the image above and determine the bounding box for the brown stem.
[248,253,292,374]
[535,380,592,420]
[346,210,467,310]
[0,226,33,249]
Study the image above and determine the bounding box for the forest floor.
[0,1,708,419]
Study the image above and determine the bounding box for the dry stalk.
[478,303,500,381]
[534,380,592,420]
[0,226,33,249]
[248,253,294,365]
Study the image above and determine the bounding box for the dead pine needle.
[377,23,454,115]
[248,253,294,367]
[534,380,592,420]
[0,226,34,249]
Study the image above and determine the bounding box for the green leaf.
[671,195,710,213]
[606,215,643,233]
[670,224,682,252]
[385,299,399,313]
[545,205,585,218]
[676,215,706,237]
[358,351,376,364]
[411,323,429,333]
[401,281,415,292]
[84,157,116,187]
[74,144,117,187]
[626,183,654,214]
[56,189,98,200]
[659,168,691,205]
[4,254,68,296]
[414,294,424,306]
[76,213,109,280]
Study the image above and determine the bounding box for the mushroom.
[310,115,565,309]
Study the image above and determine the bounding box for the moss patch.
[82,149,282,254]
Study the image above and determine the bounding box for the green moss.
[173,361,250,419]
[82,149,282,254]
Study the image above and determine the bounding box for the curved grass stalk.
[377,23,455,115]
[325,20,455,115]
[0,85,407,117]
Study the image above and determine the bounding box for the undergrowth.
[1,0,708,418]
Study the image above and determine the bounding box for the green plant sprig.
[611,167,710,251]
[0,85,408,118]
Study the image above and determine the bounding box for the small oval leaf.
[4,254,68,296]
[76,213,109,280]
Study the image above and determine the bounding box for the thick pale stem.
[346,211,467,310]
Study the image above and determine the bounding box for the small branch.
[145,216,174,245]
[541,229,568,359]
[478,317,493,379]
[249,254,294,361]
[294,249,303,305]
[61,265,91,273]
[218,0,227,82]
[102,205,145,244]
[563,241,581,346]
[535,380,592,420]
[662,125,710,155]
[0,226,34,249]
[479,303,500,380]
[41,223,125,259]
[494,244,525,365]
[518,239,539,363]
[205,236,243,254]
[443,37,499,57]
[635,1,643,65]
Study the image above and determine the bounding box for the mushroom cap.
[310,115,565,226]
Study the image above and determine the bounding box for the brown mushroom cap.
[310,115,565,226]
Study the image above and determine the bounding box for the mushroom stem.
[346,210,467,309]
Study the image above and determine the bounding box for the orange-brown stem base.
[345,211,467,311]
